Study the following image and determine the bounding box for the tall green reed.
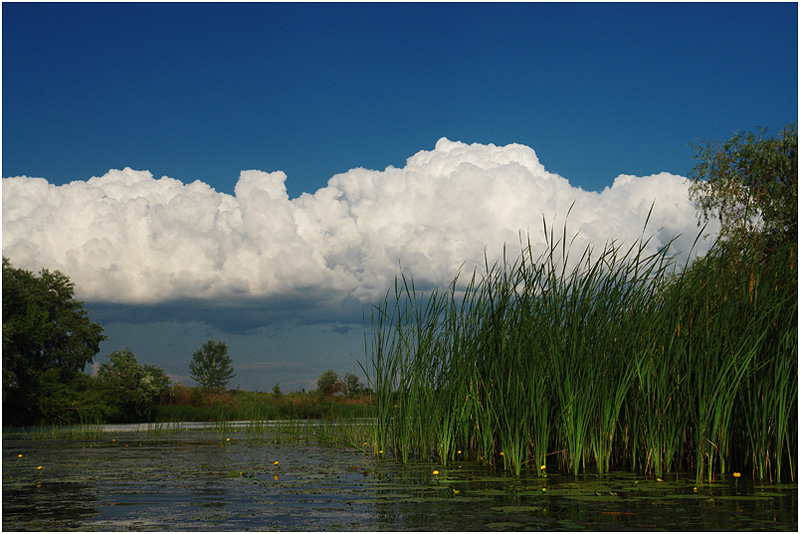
[366,219,797,482]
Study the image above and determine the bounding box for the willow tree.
[688,123,797,247]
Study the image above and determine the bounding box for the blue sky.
[5,2,796,197]
[3,2,797,392]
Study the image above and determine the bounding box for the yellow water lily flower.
[17,454,22,458]
[540,464,546,470]
[733,472,741,478]
[36,466,43,470]
[273,461,279,466]
[432,470,439,475]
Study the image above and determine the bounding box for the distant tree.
[688,123,797,246]
[343,373,364,398]
[317,369,342,397]
[189,340,236,392]
[142,363,171,401]
[96,349,170,420]
[98,350,142,398]
[272,382,283,398]
[2,258,106,424]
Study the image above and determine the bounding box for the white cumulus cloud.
[2,138,718,304]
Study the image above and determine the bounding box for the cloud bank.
[2,138,718,306]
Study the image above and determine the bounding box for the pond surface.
[3,424,797,531]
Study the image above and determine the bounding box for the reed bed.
[137,420,186,438]
[9,420,106,441]
[237,416,373,449]
[366,223,797,483]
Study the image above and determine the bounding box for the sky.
[2,2,797,392]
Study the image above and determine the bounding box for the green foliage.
[689,123,797,245]
[272,382,283,398]
[368,223,797,482]
[317,369,341,396]
[189,339,235,392]
[96,349,171,421]
[2,257,106,425]
[34,369,116,424]
[660,236,797,482]
[343,372,366,397]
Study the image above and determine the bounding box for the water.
[3,424,797,531]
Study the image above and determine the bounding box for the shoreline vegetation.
[4,389,377,454]
[366,223,797,485]
[3,387,375,437]
[151,385,375,423]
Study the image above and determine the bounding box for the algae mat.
[3,427,797,531]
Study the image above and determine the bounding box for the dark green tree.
[35,368,116,424]
[3,258,106,424]
[97,349,171,420]
[688,123,797,246]
[189,340,235,392]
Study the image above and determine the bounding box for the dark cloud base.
[87,293,366,335]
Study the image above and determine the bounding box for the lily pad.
[485,521,526,529]
[491,505,543,513]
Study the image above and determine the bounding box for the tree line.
[1,265,237,426]
[1,261,369,426]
